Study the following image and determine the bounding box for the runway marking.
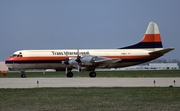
[0,78,179,88]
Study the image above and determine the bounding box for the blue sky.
[0,0,179,61]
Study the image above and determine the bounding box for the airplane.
[5,22,174,78]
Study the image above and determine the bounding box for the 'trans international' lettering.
[52,51,90,55]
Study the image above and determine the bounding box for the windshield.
[11,54,18,57]
[11,52,22,57]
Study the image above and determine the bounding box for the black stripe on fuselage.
[5,58,155,64]
[119,42,163,49]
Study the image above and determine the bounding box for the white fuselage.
[5,48,162,71]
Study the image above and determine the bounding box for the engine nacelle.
[80,55,94,65]
[68,58,78,65]
[62,58,78,65]
[62,55,96,66]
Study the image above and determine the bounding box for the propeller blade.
[66,51,68,57]
[65,51,68,74]
[75,49,81,63]
[77,64,80,72]
[77,49,79,55]
[65,65,67,74]
[76,49,81,72]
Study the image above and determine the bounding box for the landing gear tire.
[66,72,73,78]
[89,71,96,78]
[21,73,26,78]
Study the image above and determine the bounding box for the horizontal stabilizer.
[149,48,174,55]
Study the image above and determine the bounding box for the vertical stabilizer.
[120,22,163,49]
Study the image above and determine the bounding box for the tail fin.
[120,22,163,49]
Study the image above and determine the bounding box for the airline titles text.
[52,51,90,55]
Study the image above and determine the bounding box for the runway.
[0,78,179,88]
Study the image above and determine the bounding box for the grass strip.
[0,87,180,111]
[1,70,180,78]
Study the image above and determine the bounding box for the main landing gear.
[66,70,96,78]
[89,71,96,77]
[19,70,96,78]
[66,71,73,78]
[21,71,26,78]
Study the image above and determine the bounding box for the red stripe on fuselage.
[6,56,67,61]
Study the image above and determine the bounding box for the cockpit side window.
[17,52,22,57]
[11,52,23,57]
[17,55,22,57]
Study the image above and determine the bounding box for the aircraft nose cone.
[5,59,8,65]
[5,57,13,69]
[5,57,11,64]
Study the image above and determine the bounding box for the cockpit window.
[17,55,22,57]
[11,54,18,57]
[11,52,22,57]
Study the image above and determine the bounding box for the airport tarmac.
[0,78,179,88]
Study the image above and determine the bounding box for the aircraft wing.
[94,57,121,64]
[149,48,174,55]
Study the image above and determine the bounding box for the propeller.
[63,49,83,73]
[75,49,81,72]
[63,51,69,74]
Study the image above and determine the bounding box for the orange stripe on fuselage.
[141,34,162,42]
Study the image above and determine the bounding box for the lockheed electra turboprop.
[5,22,174,78]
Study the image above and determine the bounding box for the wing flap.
[95,58,121,64]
